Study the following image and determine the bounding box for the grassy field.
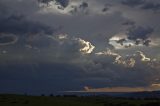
[0,94,160,106]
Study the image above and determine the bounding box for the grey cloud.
[0,33,18,46]
[122,20,135,26]
[102,7,108,12]
[116,39,126,46]
[81,61,155,87]
[55,0,70,8]
[38,0,53,4]
[102,4,112,12]
[0,0,160,93]
[135,39,141,45]
[38,0,69,8]
[69,2,89,15]
[79,2,88,10]
[121,0,145,7]
[23,33,95,62]
[48,34,95,55]
[0,14,54,35]
[121,0,160,11]
[25,33,54,49]
[83,50,160,87]
[0,0,57,48]
[141,2,160,11]
[143,39,151,46]
[0,62,83,94]
[38,0,113,16]
[109,22,155,47]
[127,26,154,40]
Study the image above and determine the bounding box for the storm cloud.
[0,14,54,35]
[121,0,160,11]
[0,0,160,94]
[0,33,18,46]
[141,2,160,11]
[127,26,154,40]
[121,0,145,7]
[38,0,69,8]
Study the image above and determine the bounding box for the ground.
[0,94,160,106]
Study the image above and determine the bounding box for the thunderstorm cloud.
[0,0,160,94]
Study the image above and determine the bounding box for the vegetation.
[0,94,160,106]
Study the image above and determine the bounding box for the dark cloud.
[38,0,69,8]
[127,26,154,40]
[135,39,141,45]
[0,0,159,94]
[25,34,54,49]
[0,33,18,46]
[116,39,126,46]
[122,20,135,26]
[69,2,89,15]
[111,25,154,47]
[0,62,82,94]
[79,2,88,10]
[115,26,154,47]
[86,50,160,87]
[38,0,53,4]
[121,0,145,7]
[121,0,160,11]
[102,4,112,12]
[102,7,108,12]
[143,39,151,46]
[141,2,160,11]
[55,0,69,8]
[0,14,54,35]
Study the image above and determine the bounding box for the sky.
[0,0,160,94]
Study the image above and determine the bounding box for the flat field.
[0,94,160,106]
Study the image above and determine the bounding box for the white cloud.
[77,38,95,54]
[136,51,151,62]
